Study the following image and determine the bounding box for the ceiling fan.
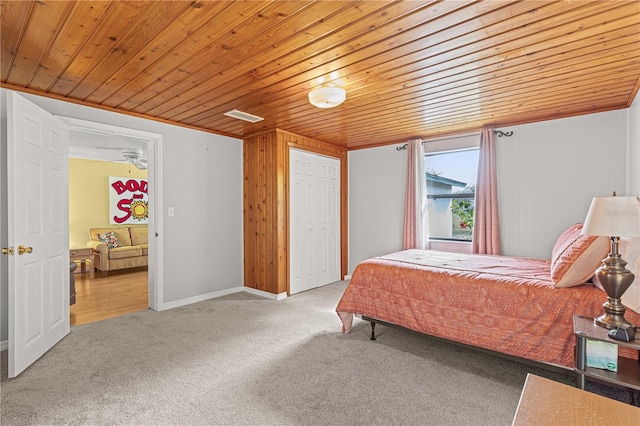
[92,146,148,170]
[69,126,150,169]
[121,150,148,170]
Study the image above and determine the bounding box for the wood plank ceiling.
[2,0,639,150]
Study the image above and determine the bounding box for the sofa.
[87,225,148,277]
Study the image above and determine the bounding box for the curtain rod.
[397,129,513,150]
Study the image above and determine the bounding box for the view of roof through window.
[425,148,479,241]
[425,148,478,189]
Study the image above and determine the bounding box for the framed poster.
[109,176,149,224]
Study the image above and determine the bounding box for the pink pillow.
[550,223,610,288]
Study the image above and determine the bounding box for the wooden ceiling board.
[85,1,229,105]
[28,1,114,92]
[93,1,236,108]
[52,1,152,96]
[1,0,639,150]
[67,1,197,100]
[134,1,344,117]
[224,53,640,146]
[111,1,283,111]
[136,0,417,120]
[169,2,484,126]
[180,0,640,141]
[170,1,499,126]
[4,0,72,87]
[1,0,33,82]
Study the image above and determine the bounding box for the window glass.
[425,148,478,241]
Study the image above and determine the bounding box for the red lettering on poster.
[112,178,148,223]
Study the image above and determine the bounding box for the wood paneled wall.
[243,128,348,295]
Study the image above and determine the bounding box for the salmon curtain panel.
[472,129,502,255]
[402,139,429,250]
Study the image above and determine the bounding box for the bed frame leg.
[369,321,376,340]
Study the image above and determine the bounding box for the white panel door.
[289,149,340,295]
[7,91,70,378]
[317,155,340,285]
[290,149,317,294]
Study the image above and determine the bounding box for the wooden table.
[70,247,94,279]
[512,374,640,426]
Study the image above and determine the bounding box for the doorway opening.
[61,117,163,324]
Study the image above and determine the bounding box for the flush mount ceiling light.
[308,85,346,109]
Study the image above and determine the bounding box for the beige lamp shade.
[581,196,640,237]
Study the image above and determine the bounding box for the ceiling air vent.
[223,109,264,123]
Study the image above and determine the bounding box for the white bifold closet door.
[289,149,340,295]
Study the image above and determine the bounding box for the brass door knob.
[17,245,33,255]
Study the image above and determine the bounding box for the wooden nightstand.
[573,315,640,397]
[70,247,94,279]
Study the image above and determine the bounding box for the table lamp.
[581,195,640,329]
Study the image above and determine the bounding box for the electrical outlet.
[168,207,175,217]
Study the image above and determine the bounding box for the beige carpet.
[0,281,628,425]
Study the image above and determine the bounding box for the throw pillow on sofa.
[98,231,121,249]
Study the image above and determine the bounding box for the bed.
[336,247,640,369]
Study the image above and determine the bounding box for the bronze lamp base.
[594,237,635,329]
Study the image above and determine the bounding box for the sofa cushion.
[138,244,149,256]
[108,246,142,260]
[90,227,132,247]
[129,226,148,246]
[108,256,148,271]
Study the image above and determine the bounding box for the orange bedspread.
[336,249,640,368]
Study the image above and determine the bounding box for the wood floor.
[70,266,149,325]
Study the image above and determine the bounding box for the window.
[425,147,479,241]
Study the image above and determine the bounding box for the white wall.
[348,144,406,270]
[498,110,628,258]
[1,89,244,343]
[628,94,640,195]
[348,108,632,272]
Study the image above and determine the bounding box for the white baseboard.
[1,340,7,351]
[343,274,352,280]
[159,286,244,311]
[161,287,287,308]
[243,286,287,300]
